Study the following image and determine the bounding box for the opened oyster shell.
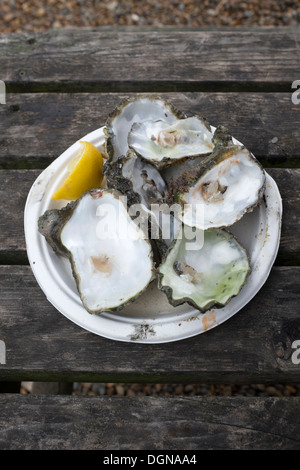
[158,227,250,312]
[38,189,155,314]
[128,116,213,169]
[167,131,266,230]
[104,95,186,161]
[104,150,167,208]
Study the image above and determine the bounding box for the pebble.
[115,384,125,396]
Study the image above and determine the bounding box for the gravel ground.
[5,1,299,397]
[19,382,300,397]
[1,0,300,33]
[71,382,300,397]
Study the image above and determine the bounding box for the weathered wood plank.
[1,28,299,92]
[0,394,300,450]
[0,170,34,264]
[0,92,299,168]
[0,168,298,264]
[273,168,300,265]
[0,265,299,383]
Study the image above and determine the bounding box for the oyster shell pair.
[38,96,266,316]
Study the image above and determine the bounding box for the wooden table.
[0,26,299,450]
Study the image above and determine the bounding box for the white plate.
[24,127,282,343]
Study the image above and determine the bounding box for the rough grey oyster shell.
[104,95,186,162]
[167,126,266,230]
[103,150,167,208]
[38,188,155,315]
[128,116,213,169]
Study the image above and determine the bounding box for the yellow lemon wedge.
[52,141,104,200]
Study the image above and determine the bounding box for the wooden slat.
[0,28,299,92]
[0,92,299,168]
[274,168,300,265]
[0,168,298,265]
[0,265,299,383]
[0,394,300,450]
[0,170,35,264]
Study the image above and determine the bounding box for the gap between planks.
[6,81,293,94]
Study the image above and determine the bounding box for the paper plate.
[24,127,282,343]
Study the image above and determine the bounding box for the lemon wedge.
[52,141,104,200]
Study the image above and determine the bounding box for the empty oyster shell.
[104,150,167,208]
[158,227,250,312]
[104,96,186,161]
[128,116,213,169]
[167,131,266,230]
[38,189,155,314]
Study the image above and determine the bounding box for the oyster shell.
[158,227,250,312]
[167,130,266,230]
[38,189,155,314]
[128,116,213,169]
[104,150,167,208]
[104,95,186,161]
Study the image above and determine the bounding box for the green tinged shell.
[158,227,250,313]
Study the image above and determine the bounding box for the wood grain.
[1,394,300,450]
[0,265,299,383]
[0,168,298,264]
[1,28,299,92]
[1,92,299,168]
